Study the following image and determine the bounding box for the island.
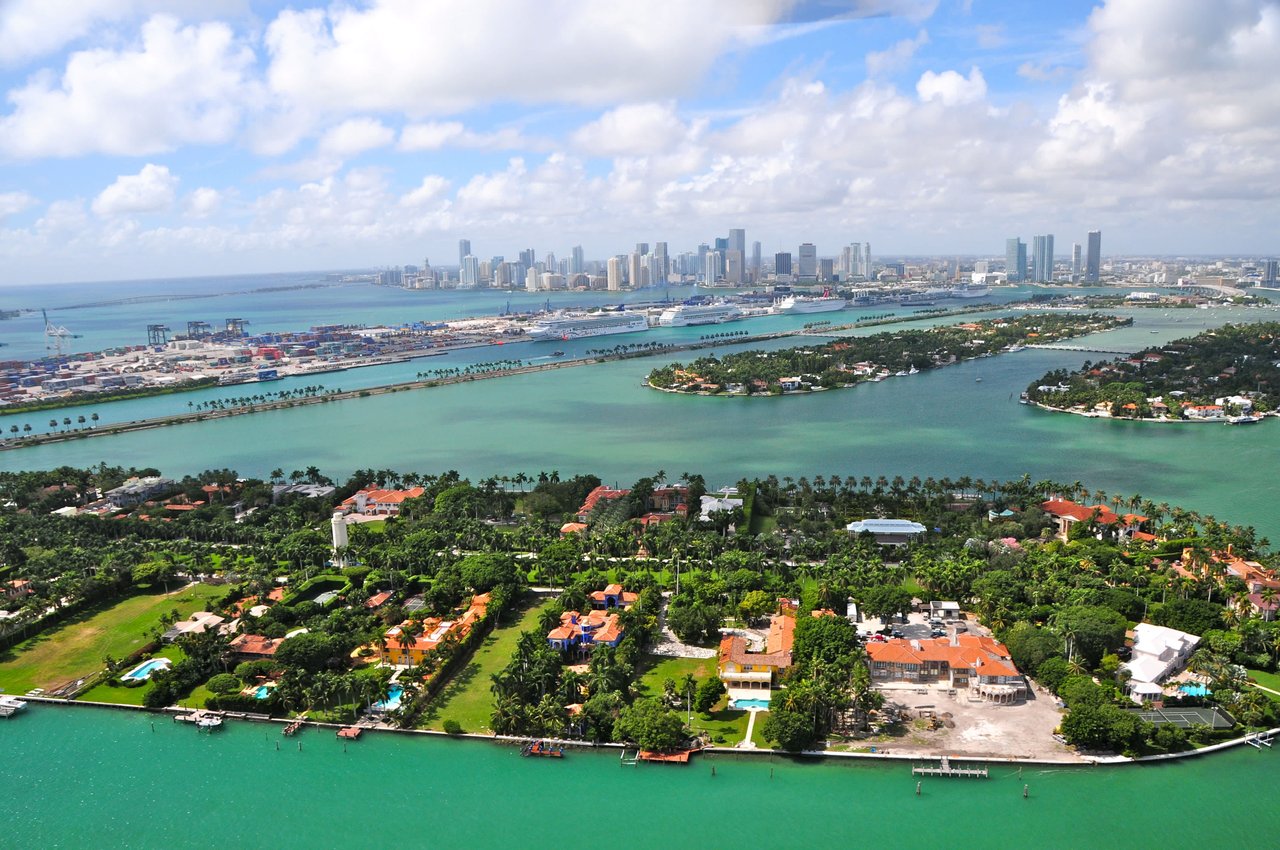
[646,313,1129,396]
[1025,321,1279,422]
[2,462,1276,763]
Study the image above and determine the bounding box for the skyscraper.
[570,245,584,275]
[775,252,792,278]
[1032,234,1054,282]
[751,241,762,281]
[714,237,729,278]
[725,250,743,284]
[635,242,649,257]
[1071,243,1082,280]
[705,251,721,285]
[1263,259,1278,286]
[1005,238,1026,282]
[797,243,817,279]
[628,252,642,289]
[460,254,480,288]
[653,242,668,285]
[863,242,871,277]
[606,256,623,291]
[1085,230,1102,282]
[728,228,746,261]
[458,238,471,268]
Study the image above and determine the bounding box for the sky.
[0,0,1277,286]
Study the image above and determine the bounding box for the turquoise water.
[253,685,271,700]
[1179,684,1211,697]
[2,704,1278,848]
[374,685,403,712]
[122,658,170,682]
[730,698,771,710]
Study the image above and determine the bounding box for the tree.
[1052,606,1127,669]
[1002,622,1063,676]
[693,676,726,714]
[458,553,519,592]
[761,704,818,752]
[858,585,913,623]
[737,589,773,623]
[612,698,686,751]
[207,673,241,695]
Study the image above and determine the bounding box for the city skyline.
[0,0,1278,286]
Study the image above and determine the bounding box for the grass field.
[419,596,557,733]
[1248,668,1280,701]
[0,583,225,695]
[633,653,767,746]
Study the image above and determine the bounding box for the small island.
[1025,322,1279,422]
[646,313,1129,396]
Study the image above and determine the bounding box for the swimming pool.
[253,685,273,699]
[373,685,404,712]
[1179,683,1211,697]
[121,658,171,682]
[730,698,771,710]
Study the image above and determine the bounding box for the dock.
[337,727,363,740]
[912,756,988,778]
[638,747,700,764]
[283,714,307,736]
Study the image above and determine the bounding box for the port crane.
[43,308,82,357]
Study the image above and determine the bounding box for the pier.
[912,756,988,778]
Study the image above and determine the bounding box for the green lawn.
[419,596,557,733]
[0,583,225,695]
[633,654,765,746]
[1248,668,1280,699]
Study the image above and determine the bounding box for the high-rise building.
[797,243,817,280]
[519,248,536,269]
[1032,234,1054,283]
[697,243,709,278]
[458,238,471,267]
[1085,230,1102,282]
[606,256,623,291]
[628,252,642,289]
[705,251,721,285]
[1263,259,1279,286]
[819,258,834,281]
[725,250,743,284]
[635,242,649,257]
[713,237,729,278]
[775,252,792,278]
[525,266,540,292]
[728,228,746,260]
[460,254,480,288]
[751,241,761,279]
[1005,238,1026,282]
[570,245,584,274]
[1071,243,1082,280]
[863,243,871,277]
[653,242,668,285]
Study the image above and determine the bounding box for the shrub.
[207,673,241,696]
[442,719,463,735]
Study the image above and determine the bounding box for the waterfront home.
[575,485,630,522]
[1122,623,1200,703]
[381,593,490,666]
[699,493,744,522]
[5,579,34,599]
[559,522,588,536]
[1183,404,1225,420]
[105,476,177,509]
[845,518,926,546]
[338,486,426,517]
[1178,545,1280,619]
[865,634,1025,701]
[1039,498,1148,542]
[589,584,638,610]
[229,633,284,659]
[546,610,625,655]
[161,611,226,643]
[717,611,796,700]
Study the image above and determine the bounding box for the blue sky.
[0,0,1276,285]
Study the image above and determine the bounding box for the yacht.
[657,302,744,327]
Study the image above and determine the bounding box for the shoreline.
[1027,400,1276,425]
[18,694,1276,770]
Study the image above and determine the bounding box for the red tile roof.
[865,635,1020,680]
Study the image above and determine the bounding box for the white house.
[846,518,926,546]
[1122,623,1200,703]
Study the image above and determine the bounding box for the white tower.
[331,512,349,566]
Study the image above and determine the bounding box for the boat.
[195,714,223,731]
[522,739,564,758]
[0,695,28,717]
[950,283,991,299]
[1227,415,1263,425]
[775,295,847,314]
[551,350,565,357]
[975,377,983,382]
[525,311,649,341]
[657,302,744,327]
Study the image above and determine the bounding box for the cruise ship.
[775,295,848,314]
[657,302,744,327]
[525,311,649,341]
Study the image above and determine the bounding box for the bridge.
[1026,344,1135,355]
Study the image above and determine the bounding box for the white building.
[846,518,926,546]
[1123,623,1200,703]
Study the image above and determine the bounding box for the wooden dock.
[638,747,701,764]
[912,756,988,778]
[336,727,362,740]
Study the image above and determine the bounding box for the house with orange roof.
[381,593,490,665]
[5,579,34,599]
[717,611,796,700]
[865,634,1025,700]
[590,584,638,610]
[546,609,626,655]
[229,633,284,659]
[339,486,427,517]
[1040,498,1148,542]
[575,485,630,521]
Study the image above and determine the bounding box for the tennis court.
[1131,705,1235,729]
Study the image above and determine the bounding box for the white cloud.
[399,175,451,207]
[92,164,179,216]
[916,66,987,104]
[263,0,789,116]
[865,30,929,75]
[974,24,1005,48]
[318,118,395,157]
[0,15,256,158]
[570,103,692,157]
[398,122,528,152]
[0,191,38,217]
[1017,61,1070,82]
[185,187,222,217]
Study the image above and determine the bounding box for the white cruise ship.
[657,302,744,327]
[775,295,847,314]
[525,311,649,341]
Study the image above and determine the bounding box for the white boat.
[1227,415,1263,425]
[195,714,224,730]
[949,283,991,299]
[657,302,744,327]
[0,695,28,716]
[775,295,847,314]
[525,311,649,341]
